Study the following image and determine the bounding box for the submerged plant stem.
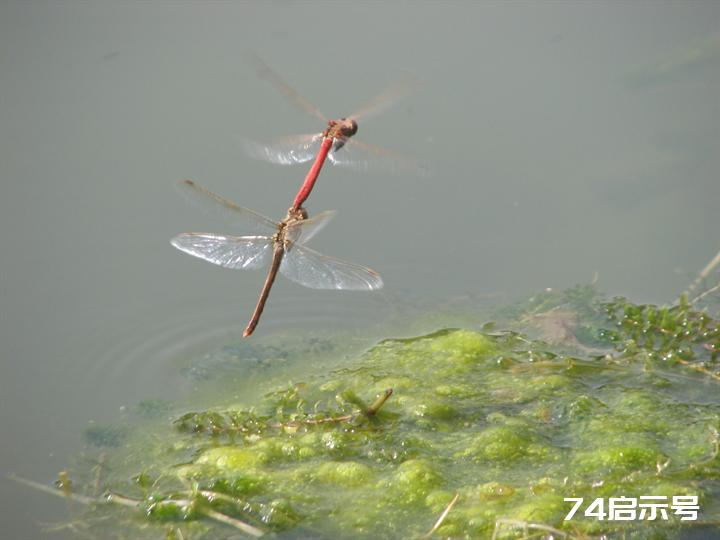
[675,357,720,381]
[10,474,265,537]
[366,388,394,416]
[9,474,99,505]
[692,283,720,306]
[686,249,720,298]
[204,508,264,538]
[278,387,394,428]
[422,492,459,538]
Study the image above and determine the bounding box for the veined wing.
[247,52,328,124]
[241,133,323,166]
[347,73,417,122]
[328,138,432,177]
[176,180,277,233]
[280,244,383,291]
[285,210,337,246]
[171,233,272,270]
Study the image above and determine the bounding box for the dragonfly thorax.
[284,207,307,222]
[325,118,358,139]
[275,206,307,248]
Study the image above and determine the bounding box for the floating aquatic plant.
[15,287,720,539]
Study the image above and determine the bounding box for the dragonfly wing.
[247,52,328,123]
[279,244,383,290]
[327,138,433,177]
[176,180,277,233]
[171,234,272,270]
[285,210,337,245]
[347,73,418,122]
[241,133,323,166]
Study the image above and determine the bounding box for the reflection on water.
[1,1,719,537]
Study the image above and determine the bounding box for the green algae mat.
[22,289,720,539]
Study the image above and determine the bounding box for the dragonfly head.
[340,118,358,137]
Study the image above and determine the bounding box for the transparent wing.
[280,244,383,290]
[285,210,336,245]
[171,233,272,270]
[328,138,433,177]
[176,179,277,233]
[347,73,418,122]
[240,133,324,166]
[247,52,328,123]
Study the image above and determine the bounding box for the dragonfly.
[243,54,428,211]
[171,180,383,337]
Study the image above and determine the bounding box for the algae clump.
[39,292,720,539]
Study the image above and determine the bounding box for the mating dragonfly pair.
[172,56,423,336]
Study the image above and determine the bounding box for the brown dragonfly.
[171,180,383,336]
[243,54,429,210]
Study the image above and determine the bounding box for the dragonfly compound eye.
[347,119,358,136]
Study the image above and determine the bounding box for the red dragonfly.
[171,180,383,337]
[243,54,427,211]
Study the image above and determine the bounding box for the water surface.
[1,2,719,538]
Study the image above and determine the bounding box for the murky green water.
[34,289,720,538]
